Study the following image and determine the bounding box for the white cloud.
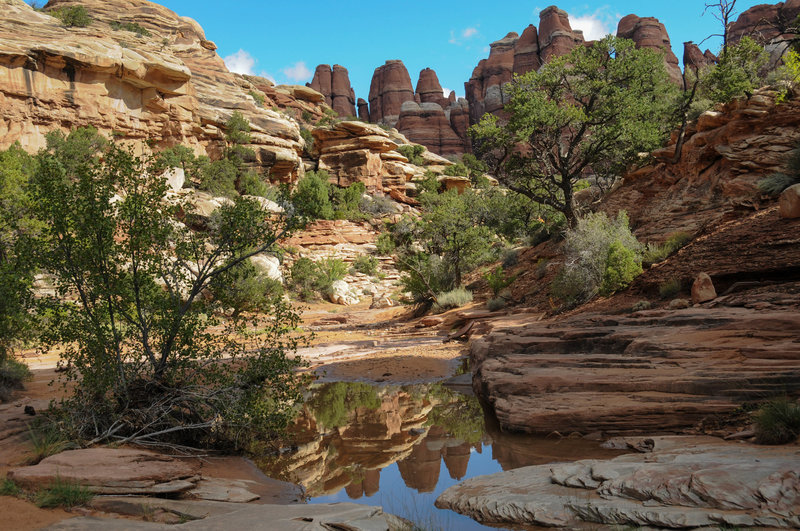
[462,27,478,39]
[567,9,621,41]
[223,49,256,75]
[450,26,480,45]
[282,61,312,83]
[443,88,453,98]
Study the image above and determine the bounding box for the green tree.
[292,170,334,219]
[472,36,677,227]
[702,36,768,103]
[31,128,306,448]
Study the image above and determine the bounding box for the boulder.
[327,280,360,305]
[9,448,200,494]
[162,167,185,192]
[691,272,717,303]
[250,254,283,282]
[779,183,800,218]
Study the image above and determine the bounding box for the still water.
[257,382,623,530]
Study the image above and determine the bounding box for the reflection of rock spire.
[344,468,381,499]
[443,442,471,480]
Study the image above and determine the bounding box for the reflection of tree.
[424,384,485,445]
[307,382,381,429]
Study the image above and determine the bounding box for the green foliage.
[424,383,484,444]
[330,181,366,220]
[359,194,396,217]
[292,170,334,219]
[308,382,381,429]
[1,478,21,497]
[288,257,347,300]
[471,36,677,227]
[643,232,692,264]
[0,359,31,402]
[432,287,473,313]
[199,158,238,197]
[484,266,515,297]
[237,170,274,198]
[759,173,795,196]
[109,20,151,37]
[301,110,313,123]
[416,170,441,195]
[300,127,314,152]
[600,241,642,296]
[397,144,425,166]
[551,212,642,307]
[702,37,768,103]
[209,261,283,318]
[632,300,652,312]
[50,6,92,27]
[659,278,682,299]
[374,232,395,255]
[754,397,800,444]
[443,162,468,177]
[248,90,265,107]
[31,128,306,449]
[28,420,75,464]
[0,144,40,364]
[35,477,93,509]
[351,255,379,276]
[774,49,800,102]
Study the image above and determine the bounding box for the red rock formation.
[357,98,369,122]
[539,5,583,63]
[617,15,682,84]
[728,0,800,45]
[448,99,471,151]
[396,101,465,156]
[465,32,518,124]
[368,60,415,127]
[513,25,541,74]
[415,68,449,108]
[683,42,717,72]
[308,64,357,117]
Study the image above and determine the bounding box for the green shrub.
[375,233,395,255]
[644,232,691,265]
[198,159,238,197]
[659,278,682,299]
[359,194,396,217]
[109,20,150,37]
[308,382,380,429]
[237,171,273,198]
[416,170,441,195]
[0,359,31,402]
[487,297,506,311]
[209,261,283,318]
[702,37,768,104]
[599,241,642,296]
[432,287,473,313]
[301,111,313,123]
[0,478,21,497]
[315,258,348,293]
[28,420,76,464]
[248,90,264,107]
[35,478,93,509]
[443,162,468,177]
[292,171,333,219]
[632,300,652,311]
[351,255,379,276]
[550,211,642,307]
[759,173,795,196]
[501,248,519,268]
[330,181,366,220]
[484,266,515,297]
[300,128,314,152]
[50,6,92,27]
[397,144,425,166]
[289,258,319,301]
[754,397,800,444]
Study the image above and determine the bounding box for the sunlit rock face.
[308,64,357,118]
[0,0,303,180]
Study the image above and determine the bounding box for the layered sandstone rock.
[513,25,541,74]
[603,88,800,241]
[0,0,304,180]
[368,60,414,127]
[617,14,682,84]
[308,64,357,117]
[465,32,518,124]
[437,437,800,528]
[415,68,448,108]
[538,5,583,63]
[728,0,800,45]
[396,101,465,156]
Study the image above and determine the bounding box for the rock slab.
[436,437,800,529]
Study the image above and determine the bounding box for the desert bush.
[754,397,800,444]
[292,170,334,219]
[0,359,31,402]
[330,181,366,220]
[632,300,652,311]
[443,162,469,177]
[659,278,682,299]
[643,231,692,264]
[484,266,515,297]
[374,232,395,256]
[501,248,519,268]
[351,255,379,276]
[416,170,441,195]
[359,194,396,217]
[432,287,473,313]
[35,478,93,509]
[397,144,425,166]
[486,297,506,311]
[550,211,642,307]
[199,159,238,197]
[300,128,314,152]
[314,258,348,292]
[209,261,283,318]
[0,478,21,497]
[758,144,800,195]
[289,257,346,300]
[50,6,91,27]
[702,37,768,104]
[109,20,150,37]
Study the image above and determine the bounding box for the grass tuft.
[35,477,93,508]
[754,396,800,445]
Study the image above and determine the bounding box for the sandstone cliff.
[0,0,305,180]
[308,64,357,118]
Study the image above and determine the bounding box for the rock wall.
[728,0,800,45]
[0,0,304,180]
[616,14,682,84]
[683,42,717,72]
[308,64,357,117]
[367,60,414,128]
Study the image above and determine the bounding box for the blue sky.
[152,1,765,102]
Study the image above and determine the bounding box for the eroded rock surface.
[307,64,357,117]
[436,437,800,529]
[0,0,304,180]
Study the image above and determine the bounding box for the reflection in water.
[257,382,623,530]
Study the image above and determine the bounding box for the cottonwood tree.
[32,128,306,449]
[472,37,677,228]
